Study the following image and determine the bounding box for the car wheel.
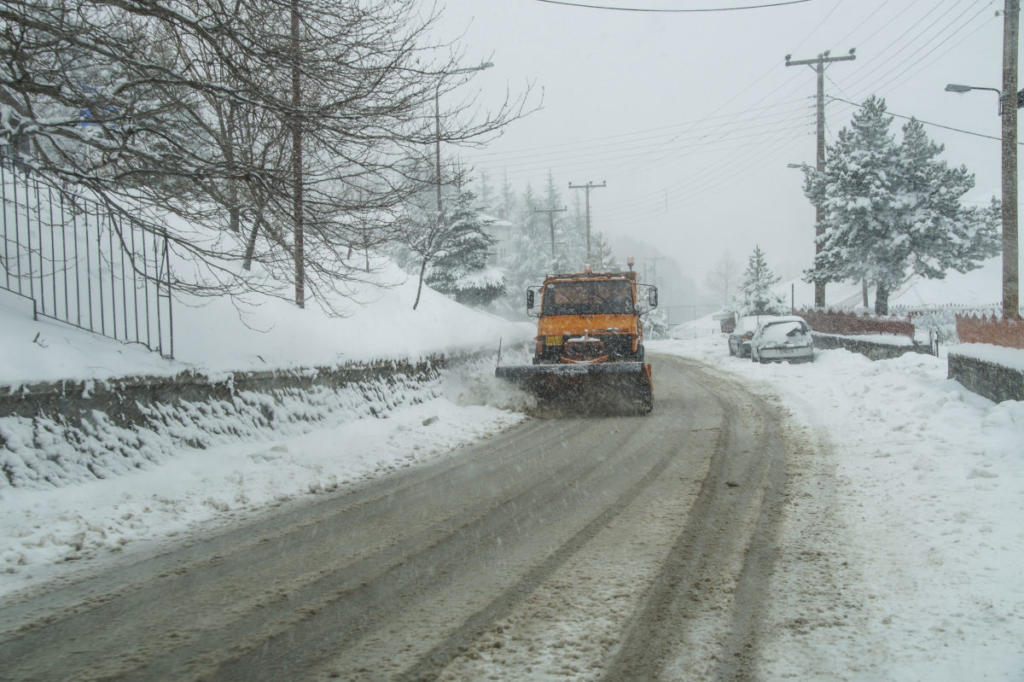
[728,343,734,357]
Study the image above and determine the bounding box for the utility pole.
[1002,0,1019,318]
[533,206,567,259]
[786,48,856,309]
[568,181,606,263]
[290,0,304,308]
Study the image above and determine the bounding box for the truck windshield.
[541,280,634,316]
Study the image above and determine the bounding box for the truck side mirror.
[648,287,658,308]
[526,289,534,310]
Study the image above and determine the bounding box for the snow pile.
[0,258,533,386]
[949,342,1024,372]
[0,355,528,594]
[652,336,1024,679]
[0,365,443,489]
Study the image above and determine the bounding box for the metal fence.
[0,154,174,358]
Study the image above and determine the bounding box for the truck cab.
[527,269,658,365]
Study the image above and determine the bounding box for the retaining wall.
[948,353,1024,403]
[800,309,915,337]
[0,356,463,489]
[812,333,935,361]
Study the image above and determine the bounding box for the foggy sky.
[428,0,1014,295]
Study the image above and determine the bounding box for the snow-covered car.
[750,316,814,363]
[727,315,761,357]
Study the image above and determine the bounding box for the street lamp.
[944,83,1004,113]
[945,75,1019,319]
[435,62,494,218]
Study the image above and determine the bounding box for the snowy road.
[0,355,800,681]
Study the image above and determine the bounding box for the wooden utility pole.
[534,206,567,259]
[568,181,606,263]
[290,0,304,309]
[786,49,856,308]
[1002,0,1019,318]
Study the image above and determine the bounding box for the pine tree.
[737,245,785,315]
[590,232,619,271]
[804,96,1000,314]
[424,180,504,307]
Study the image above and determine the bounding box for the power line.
[840,0,987,95]
[473,103,813,172]
[828,96,1020,144]
[568,181,607,261]
[535,0,813,12]
[471,97,808,160]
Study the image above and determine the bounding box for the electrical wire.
[470,98,810,162]
[826,3,998,125]
[828,96,1017,144]
[851,2,997,99]
[471,100,813,168]
[535,0,813,12]
[838,0,976,93]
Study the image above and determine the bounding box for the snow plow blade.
[495,362,653,414]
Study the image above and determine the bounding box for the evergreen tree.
[737,245,785,315]
[424,179,504,307]
[590,232,619,271]
[804,96,999,314]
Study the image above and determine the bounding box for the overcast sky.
[426,0,1015,292]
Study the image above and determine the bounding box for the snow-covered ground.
[2,245,1023,676]
[0,258,533,386]
[0,369,530,595]
[651,333,1024,680]
[0,255,536,594]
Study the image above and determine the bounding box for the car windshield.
[760,321,808,342]
[541,280,634,315]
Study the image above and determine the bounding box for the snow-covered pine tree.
[803,96,898,304]
[501,183,551,302]
[804,96,999,314]
[892,118,1000,308]
[590,232,619,271]
[737,245,785,315]
[424,175,504,307]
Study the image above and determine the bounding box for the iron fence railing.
[0,154,174,358]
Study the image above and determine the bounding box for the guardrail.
[0,153,173,357]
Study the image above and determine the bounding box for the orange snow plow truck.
[495,266,658,413]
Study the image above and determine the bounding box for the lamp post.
[945,79,1019,319]
[944,83,1004,113]
[435,62,493,218]
[944,0,1018,319]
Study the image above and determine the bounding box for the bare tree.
[705,251,740,307]
[0,0,535,310]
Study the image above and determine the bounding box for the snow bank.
[949,342,1024,373]
[0,258,534,387]
[651,336,1024,680]
[0,355,531,595]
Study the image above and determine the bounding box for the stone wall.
[811,333,934,361]
[0,357,459,489]
[948,353,1024,403]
